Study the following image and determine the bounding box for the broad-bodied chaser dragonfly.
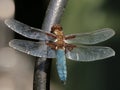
[5,19,115,83]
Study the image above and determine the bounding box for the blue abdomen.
[56,49,67,83]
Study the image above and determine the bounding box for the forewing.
[66,46,115,61]
[9,39,56,58]
[5,19,55,41]
[65,28,115,45]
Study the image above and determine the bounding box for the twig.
[33,0,68,90]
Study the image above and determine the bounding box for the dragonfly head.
[51,24,63,35]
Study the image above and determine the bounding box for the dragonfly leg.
[45,33,57,38]
[46,42,57,50]
[65,35,76,40]
[65,43,76,51]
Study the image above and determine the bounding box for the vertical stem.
[33,0,68,90]
[42,0,68,31]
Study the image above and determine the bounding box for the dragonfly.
[5,19,115,84]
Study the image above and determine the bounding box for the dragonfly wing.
[66,46,115,61]
[9,39,56,58]
[65,28,115,45]
[5,19,55,41]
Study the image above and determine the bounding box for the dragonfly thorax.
[47,24,66,50]
[54,34,65,50]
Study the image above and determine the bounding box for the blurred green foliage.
[61,0,120,33]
